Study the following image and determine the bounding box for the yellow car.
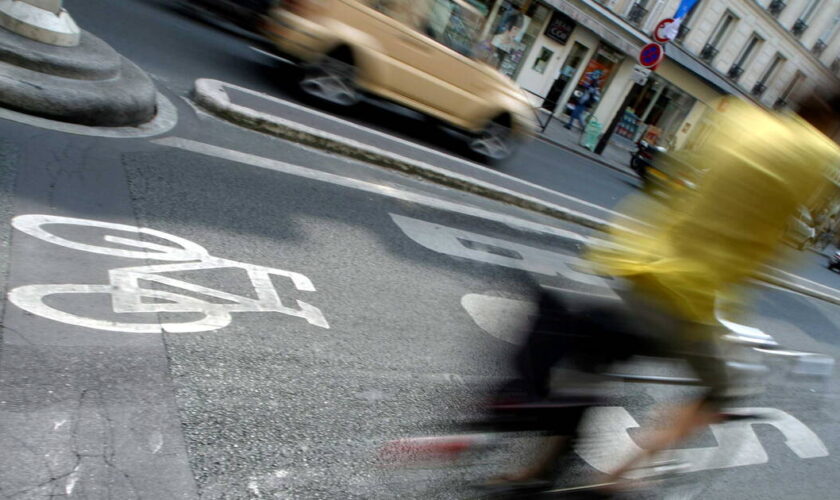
[263,0,537,162]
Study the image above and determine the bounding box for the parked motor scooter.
[629,140,667,186]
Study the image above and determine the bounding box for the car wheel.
[299,52,359,107]
[468,119,516,163]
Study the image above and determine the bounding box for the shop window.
[532,47,553,74]
[562,43,623,117]
[476,1,551,78]
[426,0,484,56]
[370,0,431,31]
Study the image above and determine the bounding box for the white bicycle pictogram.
[8,214,329,333]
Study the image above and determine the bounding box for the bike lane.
[1,113,838,499]
[111,138,839,497]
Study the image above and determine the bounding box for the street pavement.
[0,1,839,499]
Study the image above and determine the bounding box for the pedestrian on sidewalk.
[564,71,602,131]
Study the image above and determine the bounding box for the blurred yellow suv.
[263,0,537,161]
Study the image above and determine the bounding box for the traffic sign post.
[638,42,664,68]
[654,18,675,43]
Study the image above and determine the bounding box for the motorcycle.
[629,140,666,186]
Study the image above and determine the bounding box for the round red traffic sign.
[639,42,664,68]
[654,18,675,43]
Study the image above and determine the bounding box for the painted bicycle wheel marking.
[8,214,329,333]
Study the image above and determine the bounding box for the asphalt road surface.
[0,2,839,499]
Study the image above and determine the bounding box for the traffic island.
[0,0,156,127]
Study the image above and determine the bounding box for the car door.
[346,0,438,104]
[406,0,491,128]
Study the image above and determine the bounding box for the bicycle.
[378,315,833,499]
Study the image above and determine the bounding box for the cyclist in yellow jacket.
[493,90,840,492]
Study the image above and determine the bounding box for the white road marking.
[149,431,164,454]
[151,138,840,303]
[205,79,634,221]
[8,214,328,333]
[0,92,177,138]
[391,213,613,288]
[578,406,828,477]
[65,466,80,495]
[460,294,536,345]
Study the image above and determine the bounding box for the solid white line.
[249,46,297,65]
[152,137,591,243]
[212,80,634,221]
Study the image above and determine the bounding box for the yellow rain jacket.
[589,100,840,327]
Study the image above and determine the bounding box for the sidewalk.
[536,110,636,177]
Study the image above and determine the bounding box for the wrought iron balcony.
[675,24,691,43]
[626,3,649,28]
[699,44,719,62]
[727,64,744,80]
[768,0,786,17]
[752,82,767,97]
[774,97,789,110]
[812,40,827,57]
[792,19,808,37]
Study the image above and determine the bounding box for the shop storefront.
[613,73,697,147]
[559,42,624,118]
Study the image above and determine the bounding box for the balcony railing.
[792,19,808,37]
[700,44,719,62]
[675,24,691,43]
[752,82,767,97]
[727,64,744,80]
[812,40,827,57]
[774,97,789,109]
[768,0,786,17]
[626,3,649,28]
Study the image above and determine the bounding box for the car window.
[425,0,482,57]
[370,0,430,31]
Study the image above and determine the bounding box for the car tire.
[468,117,517,164]
[299,50,360,107]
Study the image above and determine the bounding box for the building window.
[793,0,822,37]
[775,70,805,109]
[813,13,840,57]
[701,11,737,62]
[674,1,700,44]
[625,1,650,28]
[753,53,785,97]
[767,0,787,17]
[729,33,763,81]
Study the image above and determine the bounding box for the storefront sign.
[544,11,576,45]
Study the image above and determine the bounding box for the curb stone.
[191,78,840,309]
